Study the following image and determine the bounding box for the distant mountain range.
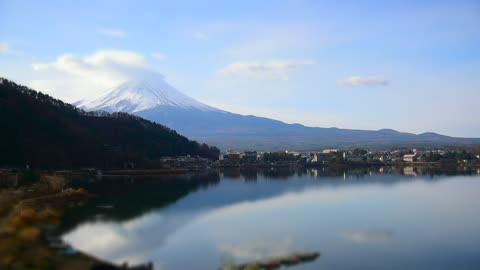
[78,73,480,150]
[0,78,219,169]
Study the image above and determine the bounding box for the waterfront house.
[241,151,258,164]
[310,152,335,164]
[220,153,241,166]
[403,153,418,162]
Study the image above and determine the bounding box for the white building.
[403,153,418,162]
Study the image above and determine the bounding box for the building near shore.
[241,151,258,163]
[220,153,241,166]
[309,152,335,164]
[403,153,418,162]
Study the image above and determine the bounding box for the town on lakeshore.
[3,147,479,177]
[156,147,480,171]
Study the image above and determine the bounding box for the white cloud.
[151,52,167,61]
[192,31,209,41]
[98,28,127,38]
[217,59,316,80]
[30,49,149,101]
[83,50,144,66]
[0,42,9,53]
[337,76,389,87]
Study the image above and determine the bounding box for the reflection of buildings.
[241,169,258,181]
[403,166,417,176]
[222,168,242,178]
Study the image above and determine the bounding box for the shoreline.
[0,174,152,270]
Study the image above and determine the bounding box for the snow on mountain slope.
[78,73,220,113]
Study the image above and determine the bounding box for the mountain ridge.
[75,74,480,150]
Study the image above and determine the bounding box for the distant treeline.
[0,78,219,169]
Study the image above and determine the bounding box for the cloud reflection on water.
[63,184,345,265]
[218,238,294,261]
[341,230,394,243]
[61,174,480,270]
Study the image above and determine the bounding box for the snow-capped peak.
[77,73,220,113]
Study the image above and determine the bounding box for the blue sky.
[1,0,479,137]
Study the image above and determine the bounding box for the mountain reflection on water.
[60,167,480,270]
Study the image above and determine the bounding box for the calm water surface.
[60,168,480,270]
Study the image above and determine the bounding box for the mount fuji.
[77,73,219,113]
[78,74,480,150]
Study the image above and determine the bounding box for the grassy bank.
[0,173,111,270]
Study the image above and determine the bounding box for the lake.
[59,167,480,270]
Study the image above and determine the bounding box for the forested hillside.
[0,78,219,169]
